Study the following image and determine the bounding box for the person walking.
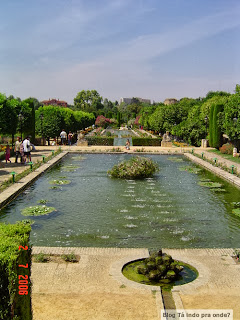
[22,137,31,163]
[20,141,24,164]
[14,137,22,163]
[68,131,73,145]
[5,144,11,163]
[60,129,67,145]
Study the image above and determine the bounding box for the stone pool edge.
[0,151,68,210]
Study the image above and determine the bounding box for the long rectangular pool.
[0,153,239,249]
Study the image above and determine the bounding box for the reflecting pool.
[0,154,239,249]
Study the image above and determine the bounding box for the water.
[113,129,134,146]
[0,154,239,249]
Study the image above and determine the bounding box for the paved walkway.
[31,247,240,320]
[0,148,55,184]
[31,247,162,320]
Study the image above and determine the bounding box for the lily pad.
[179,166,201,174]
[198,181,222,188]
[212,188,226,192]
[38,199,48,204]
[232,202,240,208]
[21,205,56,216]
[232,208,240,217]
[50,186,60,190]
[49,179,70,185]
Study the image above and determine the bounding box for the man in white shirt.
[22,137,31,163]
[60,129,67,145]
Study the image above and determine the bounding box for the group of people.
[8,136,32,164]
[60,129,73,145]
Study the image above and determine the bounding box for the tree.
[22,99,36,141]
[35,106,63,144]
[74,90,103,113]
[223,86,240,147]
[0,94,19,146]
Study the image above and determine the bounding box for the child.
[5,144,11,163]
[125,139,130,150]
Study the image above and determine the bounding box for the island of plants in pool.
[107,156,159,179]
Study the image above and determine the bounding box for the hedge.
[0,221,32,320]
[132,137,162,146]
[85,136,114,146]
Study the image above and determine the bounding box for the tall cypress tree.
[212,104,223,149]
[209,105,214,147]
[209,104,223,148]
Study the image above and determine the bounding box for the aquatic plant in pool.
[179,166,201,174]
[108,156,159,179]
[232,202,240,217]
[21,205,56,216]
[49,179,70,185]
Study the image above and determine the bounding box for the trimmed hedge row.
[132,137,162,146]
[0,221,32,320]
[85,136,162,146]
[85,136,114,146]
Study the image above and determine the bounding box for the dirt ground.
[181,294,239,319]
[32,292,158,320]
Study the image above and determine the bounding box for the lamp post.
[18,112,24,141]
[40,114,44,145]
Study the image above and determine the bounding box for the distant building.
[41,98,68,108]
[164,98,178,105]
[119,97,151,105]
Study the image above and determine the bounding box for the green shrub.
[86,136,114,146]
[132,137,162,146]
[0,221,32,320]
[107,156,159,179]
[34,253,49,263]
[61,253,78,262]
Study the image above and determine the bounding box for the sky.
[0,0,240,104]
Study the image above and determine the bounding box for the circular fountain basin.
[122,258,198,290]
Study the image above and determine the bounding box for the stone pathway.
[0,148,55,184]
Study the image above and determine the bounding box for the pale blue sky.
[0,0,239,103]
